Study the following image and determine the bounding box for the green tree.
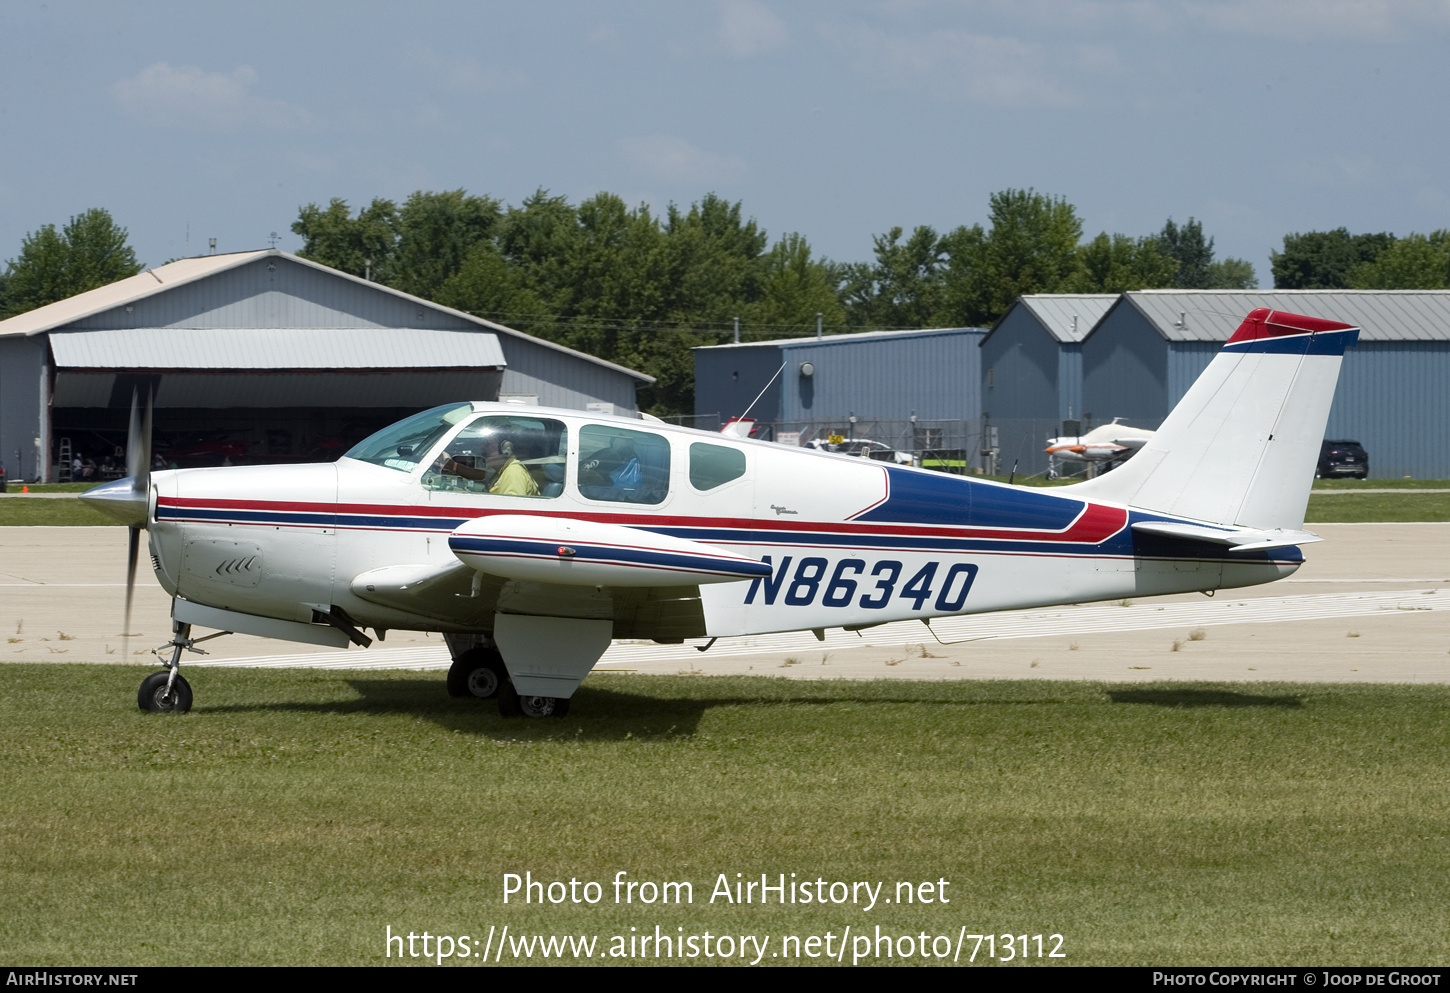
[1068,232,1177,294]
[3,208,143,317]
[391,190,502,300]
[743,233,845,332]
[1206,257,1258,290]
[981,188,1082,311]
[1348,231,1450,289]
[1157,217,1215,288]
[843,225,949,328]
[1156,216,1257,288]
[1272,228,1393,289]
[291,197,399,282]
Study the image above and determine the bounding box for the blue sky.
[2,0,1446,284]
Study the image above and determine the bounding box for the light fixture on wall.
[799,361,815,378]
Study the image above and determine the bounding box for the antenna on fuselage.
[737,362,787,424]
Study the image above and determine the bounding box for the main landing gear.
[445,644,570,718]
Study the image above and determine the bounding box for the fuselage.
[144,401,1301,645]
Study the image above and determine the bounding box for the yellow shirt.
[489,459,539,497]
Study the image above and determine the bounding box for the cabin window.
[422,414,567,498]
[577,424,670,505]
[689,442,746,491]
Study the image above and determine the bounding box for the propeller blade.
[124,525,140,657]
[127,387,153,498]
[122,388,151,658]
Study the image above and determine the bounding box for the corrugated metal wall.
[0,335,44,481]
[1166,343,1218,407]
[1325,343,1450,478]
[693,343,785,424]
[980,308,1060,421]
[1082,302,1168,424]
[776,330,983,423]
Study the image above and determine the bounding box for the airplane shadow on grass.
[1107,688,1303,708]
[195,677,1089,740]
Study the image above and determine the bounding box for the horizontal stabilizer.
[1131,521,1322,552]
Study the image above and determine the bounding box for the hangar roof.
[49,327,506,370]
[0,249,651,382]
[1013,294,1119,342]
[695,326,986,351]
[1118,289,1450,343]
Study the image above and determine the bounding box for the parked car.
[806,438,914,465]
[1317,440,1369,479]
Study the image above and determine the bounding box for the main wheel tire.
[446,648,505,699]
[138,671,192,713]
[495,682,569,718]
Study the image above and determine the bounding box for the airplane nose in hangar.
[79,477,149,527]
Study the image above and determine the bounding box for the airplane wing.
[349,559,708,639]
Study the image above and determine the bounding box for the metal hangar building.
[693,326,987,453]
[1082,290,1450,479]
[0,249,651,481]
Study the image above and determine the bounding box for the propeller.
[123,388,152,655]
[80,388,153,656]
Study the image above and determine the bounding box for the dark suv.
[1318,440,1369,479]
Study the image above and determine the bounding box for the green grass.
[3,665,1449,966]
[0,497,121,526]
[1312,478,1450,489]
[1306,491,1450,522]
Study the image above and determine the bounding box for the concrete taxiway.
[1,524,1446,683]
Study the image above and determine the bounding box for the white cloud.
[825,24,1080,107]
[716,0,790,57]
[616,135,748,184]
[110,63,309,131]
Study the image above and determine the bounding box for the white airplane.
[84,308,1358,717]
[1045,418,1156,473]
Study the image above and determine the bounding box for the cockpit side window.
[423,415,567,498]
[689,442,747,490]
[577,424,670,505]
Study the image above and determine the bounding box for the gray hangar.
[694,326,986,457]
[0,250,651,481]
[1082,290,1450,480]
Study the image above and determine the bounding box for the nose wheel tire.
[447,648,506,699]
[138,671,193,713]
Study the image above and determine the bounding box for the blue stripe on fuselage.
[852,467,1086,530]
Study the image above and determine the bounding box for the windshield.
[343,403,475,472]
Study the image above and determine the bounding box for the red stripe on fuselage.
[158,496,1130,544]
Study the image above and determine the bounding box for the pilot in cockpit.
[439,425,540,497]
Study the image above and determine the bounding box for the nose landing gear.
[136,620,229,714]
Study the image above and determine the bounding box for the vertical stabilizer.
[1067,309,1358,530]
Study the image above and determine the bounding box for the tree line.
[4,196,1448,414]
